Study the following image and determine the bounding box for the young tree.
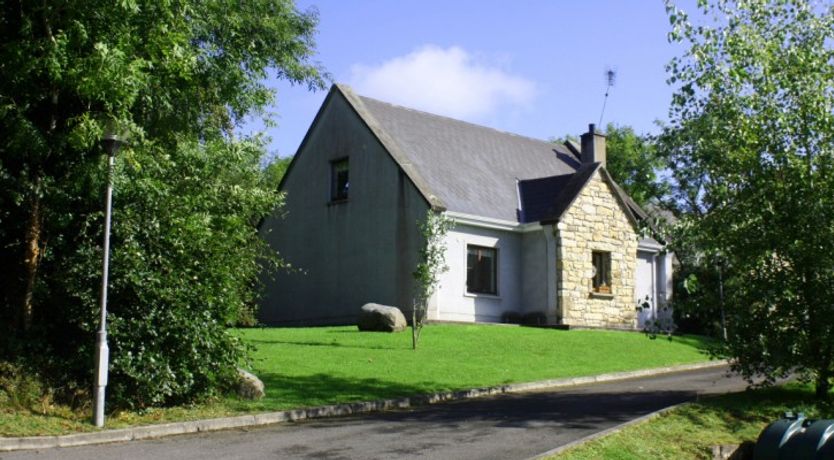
[0,1,325,406]
[411,211,453,350]
[663,0,834,398]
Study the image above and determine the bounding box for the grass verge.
[1,324,713,437]
[549,384,834,460]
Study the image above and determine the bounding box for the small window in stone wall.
[467,245,497,295]
[592,251,612,294]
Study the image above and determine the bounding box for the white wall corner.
[545,225,558,322]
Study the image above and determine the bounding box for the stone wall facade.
[555,170,638,329]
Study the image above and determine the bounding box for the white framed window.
[466,245,497,295]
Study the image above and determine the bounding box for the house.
[259,83,673,329]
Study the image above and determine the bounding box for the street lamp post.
[94,131,125,427]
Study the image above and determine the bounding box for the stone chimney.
[580,123,606,168]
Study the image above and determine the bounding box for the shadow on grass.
[666,333,720,354]
[674,384,834,440]
[702,384,833,416]
[226,372,444,411]
[246,339,409,351]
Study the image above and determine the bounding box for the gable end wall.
[259,91,430,325]
[556,170,638,329]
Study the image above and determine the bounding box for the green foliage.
[603,124,668,207]
[411,211,453,349]
[262,155,294,192]
[104,139,280,406]
[555,124,667,207]
[23,138,282,408]
[662,0,834,398]
[0,362,50,414]
[669,257,727,337]
[0,1,324,408]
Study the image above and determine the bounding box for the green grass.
[0,324,713,437]
[550,384,834,460]
[238,325,713,410]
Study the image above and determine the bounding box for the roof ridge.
[355,93,562,150]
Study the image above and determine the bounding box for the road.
[3,365,747,460]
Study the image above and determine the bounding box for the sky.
[250,0,695,160]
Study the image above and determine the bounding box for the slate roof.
[517,173,575,223]
[527,163,601,224]
[334,84,642,227]
[343,86,579,221]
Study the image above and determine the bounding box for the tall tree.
[662,0,834,398]
[263,155,294,192]
[556,123,667,207]
[603,124,667,207]
[1,1,325,405]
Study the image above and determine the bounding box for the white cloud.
[349,45,536,121]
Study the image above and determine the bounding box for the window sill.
[464,292,501,300]
[328,199,349,206]
[589,292,614,300]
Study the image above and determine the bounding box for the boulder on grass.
[357,303,407,332]
[237,368,265,400]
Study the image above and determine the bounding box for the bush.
[522,312,547,326]
[103,139,278,407]
[501,312,522,324]
[3,138,281,409]
[0,361,50,413]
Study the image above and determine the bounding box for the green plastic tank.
[754,412,834,459]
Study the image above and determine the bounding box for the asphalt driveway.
[3,365,747,460]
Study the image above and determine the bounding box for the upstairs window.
[330,158,349,201]
[467,245,497,295]
[592,251,612,294]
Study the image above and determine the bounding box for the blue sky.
[253,1,693,160]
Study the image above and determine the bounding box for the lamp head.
[101,130,126,156]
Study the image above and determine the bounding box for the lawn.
[1,324,713,437]
[238,324,713,411]
[550,384,834,460]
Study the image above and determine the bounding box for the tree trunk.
[816,369,831,400]
[20,177,42,333]
[412,309,417,350]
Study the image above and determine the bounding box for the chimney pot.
[580,123,606,168]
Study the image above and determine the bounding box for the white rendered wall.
[635,250,657,329]
[520,229,549,315]
[656,252,675,323]
[434,223,522,322]
[635,249,676,328]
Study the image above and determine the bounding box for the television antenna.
[598,68,616,126]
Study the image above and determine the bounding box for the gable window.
[330,158,349,201]
[592,251,612,294]
[467,245,497,295]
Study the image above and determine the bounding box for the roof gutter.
[444,211,541,233]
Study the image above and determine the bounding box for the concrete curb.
[526,402,690,460]
[0,360,728,452]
